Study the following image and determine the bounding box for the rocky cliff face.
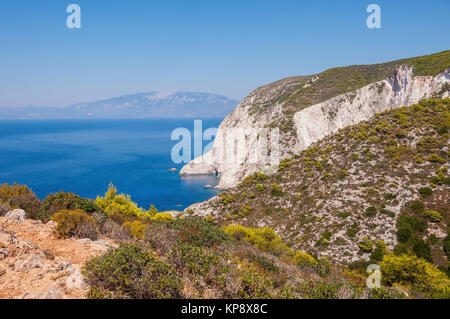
[181,65,450,189]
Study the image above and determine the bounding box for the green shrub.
[315,231,332,247]
[256,184,264,192]
[380,208,395,217]
[412,239,432,262]
[346,224,359,238]
[423,209,443,222]
[238,172,269,188]
[237,261,275,299]
[51,209,98,240]
[270,183,283,196]
[369,288,405,299]
[364,206,377,217]
[358,236,373,253]
[370,240,387,262]
[410,200,425,214]
[168,217,231,247]
[297,281,354,299]
[219,192,236,205]
[396,215,427,243]
[419,187,433,198]
[250,255,279,273]
[169,243,219,276]
[380,254,450,298]
[40,192,100,222]
[427,154,446,164]
[444,235,450,260]
[384,193,397,200]
[83,244,182,299]
[393,243,409,256]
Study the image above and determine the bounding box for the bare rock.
[91,239,118,250]
[66,271,88,290]
[0,248,10,260]
[0,230,18,247]
[22,284,63,299]
[5,209,27,222]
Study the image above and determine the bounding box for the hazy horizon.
[1,0,449,108]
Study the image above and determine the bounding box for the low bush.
[83,244,182,299]
[237,261,276,299]
[151,212,174,223]
[39,191,100,222]
[223,224,290,256]
[122,220,147,239]
[410,200,425,214]
[168,217,231,247]
[358,236,373,253]
[444,234,450,260]
[297,281,352,299]
[364,206,377,217]
[0,183,41,219]
[419,187,433,198]
[51,209,98,240]
[294,250,318,267]
[100,219,132,242]
[380,254,450,298]
[370,240,387,262]
[423,209,443,223]
[95,184,155,220]
[412,239,432,262]
[270,183,283,196]
[346,224,359,238]
[144,223,177,254]
[169,243,220,276]
[396,215,427,243]
[250,255,279,273]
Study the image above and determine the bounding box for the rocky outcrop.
[0,217,117,299]
[5,209,27,222]
[181,66,450,189]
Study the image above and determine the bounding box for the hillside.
[2,180,448,299]
[187,99,450,267]
[181,51,450,188]
[0,92,238,119]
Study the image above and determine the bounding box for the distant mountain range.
[0,92,238,119]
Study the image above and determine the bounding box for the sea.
[0,118,222,211]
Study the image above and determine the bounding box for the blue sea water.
[0,119,222,211]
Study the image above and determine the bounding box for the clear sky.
[0,0,449,108]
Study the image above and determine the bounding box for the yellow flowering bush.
[151,212,175,223]
[380,254,450,298]
[294,250,318,267]
[95,183,155,220]
[223,224,290,255]
[122,220,147,239]
[51,209,98,240]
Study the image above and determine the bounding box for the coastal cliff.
[181,52,450,189]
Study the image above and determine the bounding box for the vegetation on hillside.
[0,98,449,299]
[195,98,449,280]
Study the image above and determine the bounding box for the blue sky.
[0,0,449,108]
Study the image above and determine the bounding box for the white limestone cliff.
[181,65,450,190]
